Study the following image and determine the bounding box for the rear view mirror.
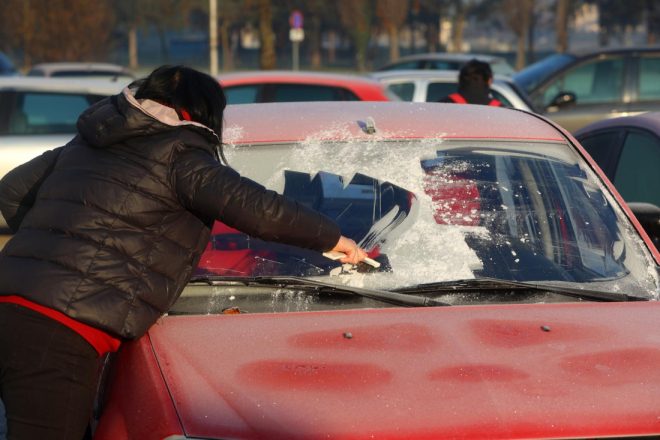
[548,92,577,111]
[628,202,660,251]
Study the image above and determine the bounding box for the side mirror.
[548,92,577,112]
[628,202,660,251]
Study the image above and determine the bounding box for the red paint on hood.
[148,302,660,439]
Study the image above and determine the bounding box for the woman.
[0,65,366,439]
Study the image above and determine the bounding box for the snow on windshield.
[204,132,658,296]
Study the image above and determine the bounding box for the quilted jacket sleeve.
[0,147,63,233]
[173,149,342,253]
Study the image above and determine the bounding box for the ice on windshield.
[194,137,658,297]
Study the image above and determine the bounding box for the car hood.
[149,302,660,440]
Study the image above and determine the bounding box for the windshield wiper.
[188,275,451,308]
[393,277,649,303]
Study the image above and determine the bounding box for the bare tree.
[0,0,115,70]
[377,0,410,61]
[337,0,374,72]
[556,0,570,53]
[503,0,532,70]
[254,0,276,70]
[417,0,448,53]
[647,0,660,44]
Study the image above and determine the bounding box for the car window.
[577,132,620,174]
[490,89,513,108]
[383,61,423,70]
[9,92,94,135]
[224,85,260,105]
[342,89,361,101]
[386,82,415,101]
[513,54,576,93]
[272,84,342,102]
[426,61,460,70]
[491,61,516,76]
[613,132,660,206]
[427,82,457,102]
[639,56,660,102]
[542,57,625,107]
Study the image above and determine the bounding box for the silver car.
[0,78,124,230]
[367,70,534,111]
[376,53,516,76]
[28,62,135,82]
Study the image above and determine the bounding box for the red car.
[216,71,395,104]
[92,102,660,440]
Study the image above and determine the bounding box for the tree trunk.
[451,11,465,53]
[310,16,322,69]
[527,4,535,64]
[516,33,526,70]
[389,25,400,61]
[258,0,276,70]
[428,22,438,53]
[556,0,569,53]
[220,20,232,71]
[328,30,337,63]
[129,23,138,71]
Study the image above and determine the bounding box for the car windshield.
[174,138,658,314]
[491,61,515,76]
[513,54,576,92]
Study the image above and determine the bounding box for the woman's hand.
[330,236,368,265]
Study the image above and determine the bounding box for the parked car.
[513,47,660,132]
[0,78,124,230]
[377,53,516,76]
[28,62,135,82]
[367,70,534,110]
[216,71,397,104]
[92,101,660,440]
[0,52,17,76]
[574,112,660,250]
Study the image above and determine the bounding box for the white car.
[28,62,135,82]
[367,70,534,111]
[0,78,124,230]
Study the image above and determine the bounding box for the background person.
[0,65,366,440]
[439,59,502,107]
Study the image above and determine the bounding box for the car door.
[628,52,660,115]
[610,129,660,207]
[575,129,625,180]
[534,55,631,133]
[608,128,660,249]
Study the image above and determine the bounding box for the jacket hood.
[76,88,220,154]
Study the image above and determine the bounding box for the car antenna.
[365,117,377,135]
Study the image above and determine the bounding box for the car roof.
[574,112,660,138]
[367,70,514,84]
[386,53,506,64]
[0,77,126,94]
[223,102,564,144]
[570,45,660,58]
[216,71,384,87]
[29,62,130,74]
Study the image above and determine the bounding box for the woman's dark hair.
[129,65,228,164]
[458,59,493,88]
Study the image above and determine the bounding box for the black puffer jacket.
[0,89,341,340]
